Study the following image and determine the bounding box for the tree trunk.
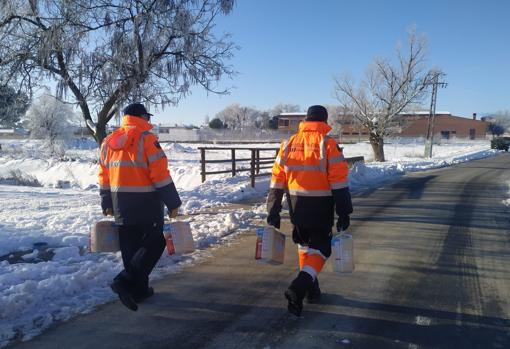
[95,122,107,145]
[369,133,385,162]
[95,102,119,145]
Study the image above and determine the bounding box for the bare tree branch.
[0,0,237,143]
[334,29,436,161]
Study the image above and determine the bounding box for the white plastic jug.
[90,220,119,252]
[163,221,195,255]
[255,226,286,265]
[331,233,354,273]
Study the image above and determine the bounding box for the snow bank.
[348,147,499,189]
[0,138,496,198]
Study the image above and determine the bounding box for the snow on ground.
[0,184,265,346]
[0,137,500,346]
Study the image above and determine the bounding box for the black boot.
[285,271,314,317]
[110,279,138,311]
[306,278,321,303]
[133,287,154,303]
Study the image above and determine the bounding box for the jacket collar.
[121,115,153,131]
[298,121,331,135]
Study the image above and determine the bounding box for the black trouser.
[114,222,166,297]
[292,225,332,258]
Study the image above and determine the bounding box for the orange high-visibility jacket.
[98,115,181,225]
[267,121,352,229]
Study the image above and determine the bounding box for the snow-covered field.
[0,137,499,346]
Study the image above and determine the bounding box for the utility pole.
[424,71,447,158]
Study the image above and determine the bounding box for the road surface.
[8,154,510,349]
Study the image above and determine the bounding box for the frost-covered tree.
[324,105,347,138]
[215,103,260,130]
[0,0,236,144]
[334,29,435,161]
[270,103,301,116]
[25,94,78,157]
[256,111,270,129]
[0,85,30,127]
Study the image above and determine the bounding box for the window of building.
[278,119,290,127]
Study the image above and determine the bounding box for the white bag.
[90,220,119,252]
[331,233,354,273]
[163,221,195,255]
[255,226,286,265]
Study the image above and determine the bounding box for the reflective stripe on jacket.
[98,115,181,225]
[270,121,348,194]
[268,121,351,228]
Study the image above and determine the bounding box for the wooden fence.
[199,147,365,188]
[199,147,279,188]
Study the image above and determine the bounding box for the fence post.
[256,149,260,174]
[231,148,236,177]
[250,149,256,188]
[200,148,206,183]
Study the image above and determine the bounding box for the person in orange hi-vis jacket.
[98,103,181,311]
[266,105,353,317]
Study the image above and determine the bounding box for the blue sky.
[155,0,510,126]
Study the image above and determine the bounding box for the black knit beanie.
[123,103,153,118]
[305,105,328,122]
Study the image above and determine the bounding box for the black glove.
[336,215,350,232]
[267,188,283,229]
[267,215,281,229]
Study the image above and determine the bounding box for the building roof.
[278,112,307,117]
[276,113,307,120]
[400,113,486,123]
[399,111,451,116]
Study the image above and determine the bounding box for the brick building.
[274,111,487,140]
[399,112,487,140]
[276,112,307,132]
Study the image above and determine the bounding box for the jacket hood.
[298,121,332,135]
[106,116,153,150]
[121,115,153,131]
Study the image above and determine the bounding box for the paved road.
[9,154,510,349]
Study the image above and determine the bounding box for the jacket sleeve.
[98,141,113,211]
[327,139,353,217]
[144,134,182,210]
[266,141,287,228]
